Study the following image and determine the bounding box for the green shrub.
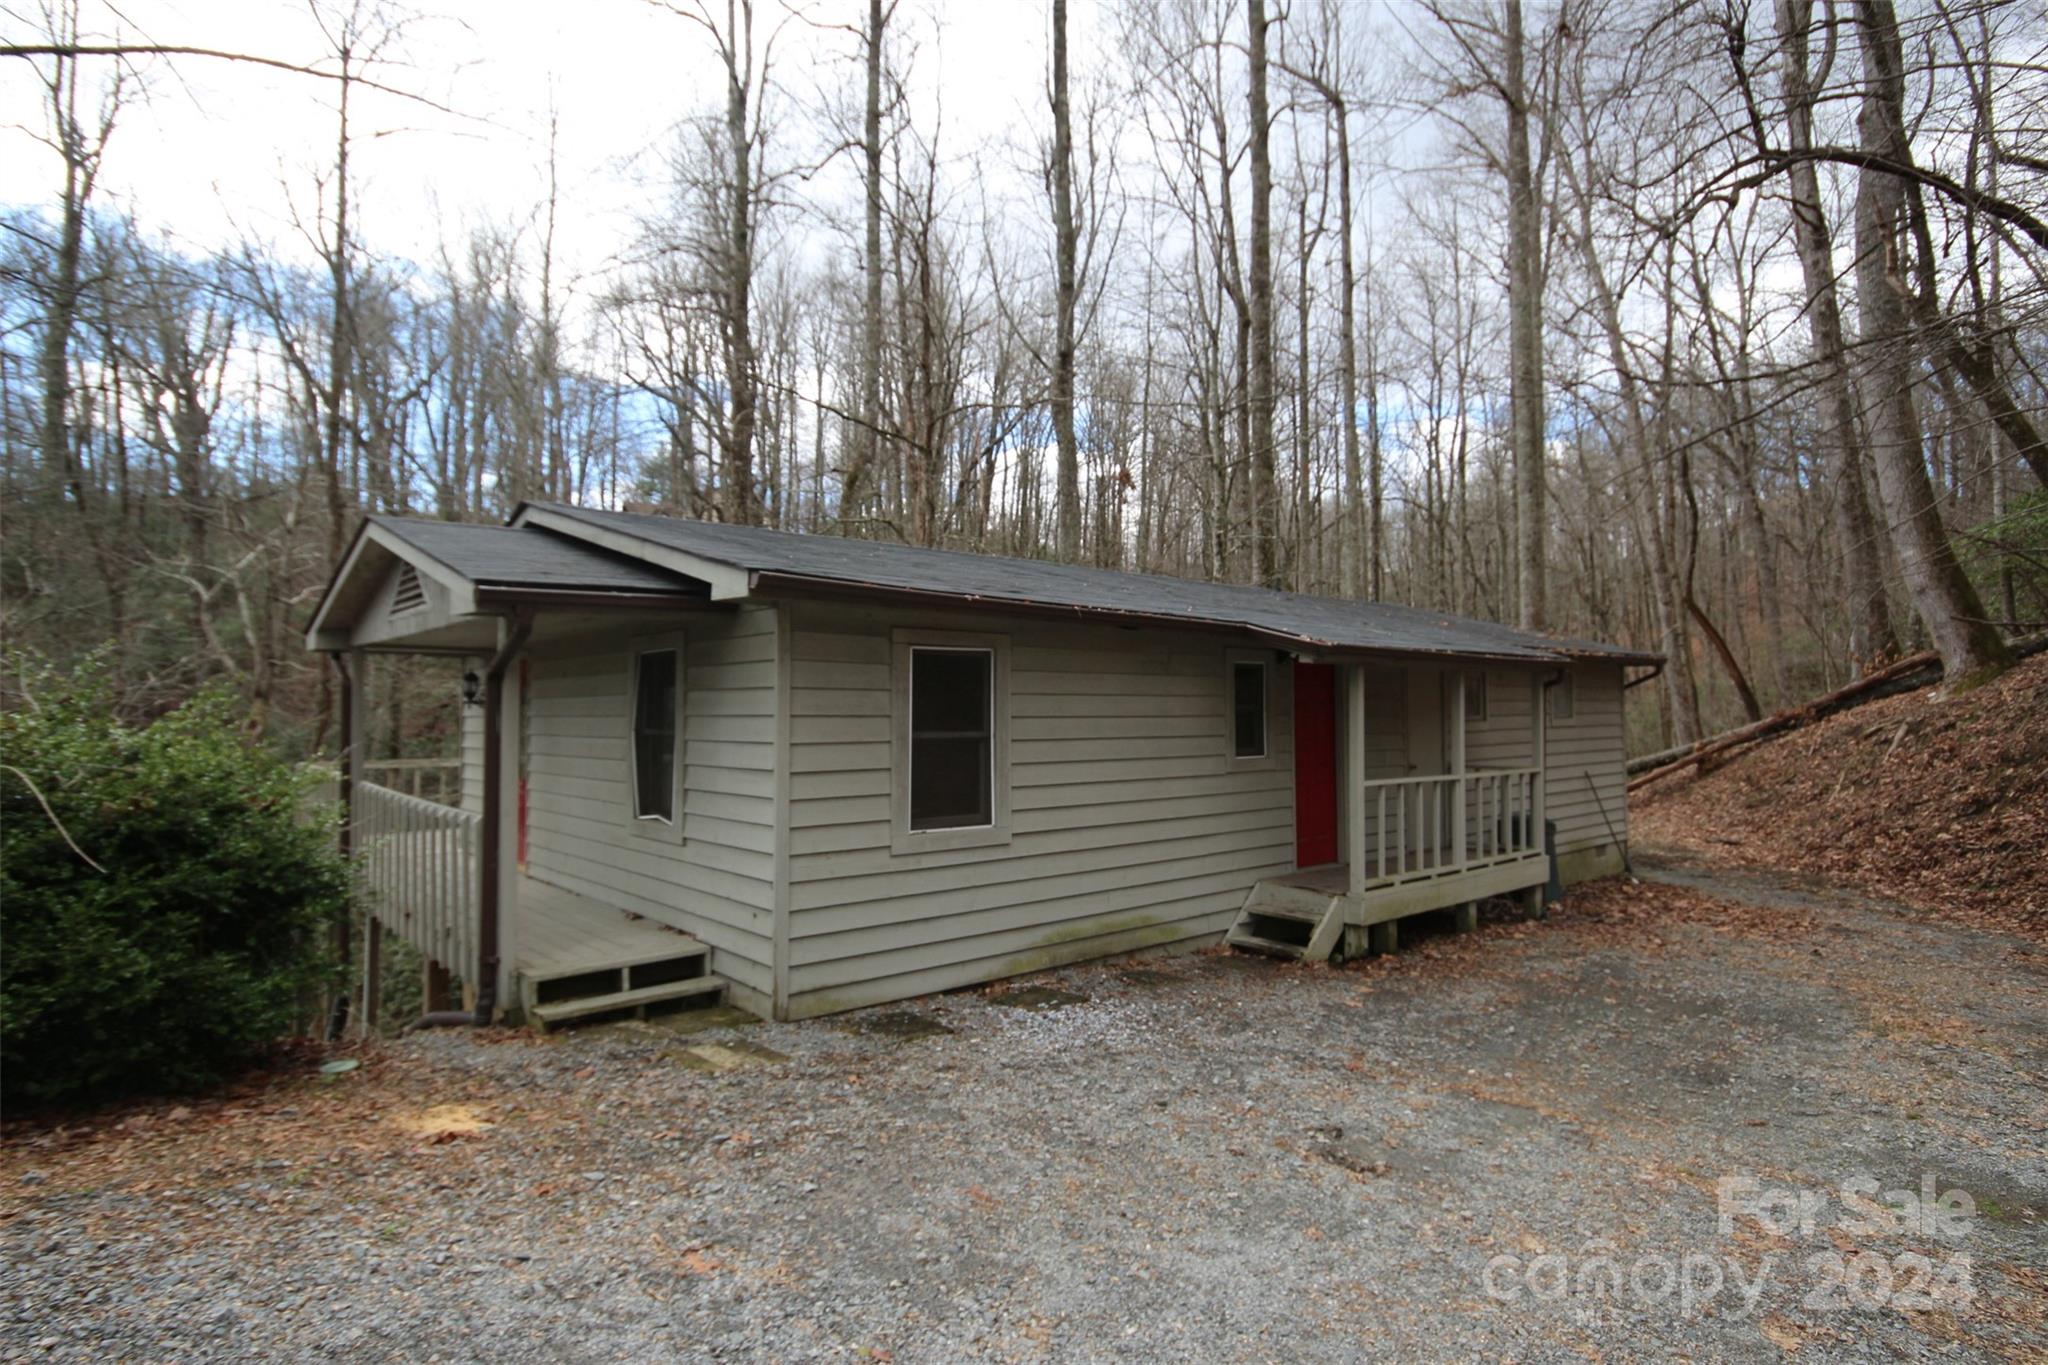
[1,659,346,1109]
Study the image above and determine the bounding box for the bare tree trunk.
[38,46,94,508]
[1852,0,2011,684]
[1245,0,1279,588]
[323,47,354,563]
[1775,0,1897,669]
[1289,17,1364,598]
[720,9,760,525]
[1363,238,1383,600]
[1050,0,1081,562]
[843,0,887,524]
[1503,0,1546,631]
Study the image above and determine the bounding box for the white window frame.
[627,634,686,832]
[891,628,1011,856]
[1465,670,1489,723]
[1224,649,1279,771]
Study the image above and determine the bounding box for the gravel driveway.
[6,854,2045,1361]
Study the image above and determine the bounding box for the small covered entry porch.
[348,785,724,1026]
[309,515,732,1029]
[1227,657,1555,963]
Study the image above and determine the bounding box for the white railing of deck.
[353,780,480,980]
[1357,767,1542,885]
[361,758,463,806]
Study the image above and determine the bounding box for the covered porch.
[1225,660,1555,963]
[349,777,722,1028]
[310,514,733,1029]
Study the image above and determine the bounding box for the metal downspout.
[474,609,533,1025]
[329,651,355,1041]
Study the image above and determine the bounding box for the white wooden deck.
[1270,848,1548,926]
[354,788,705,988]
[515,875,705,978]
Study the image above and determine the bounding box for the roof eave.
[303,519,484,652]
[511,503,755,599]
[749,570,1569,666]
[469,583,721,612]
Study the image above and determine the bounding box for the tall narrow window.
[632,649,678,822]
[1232,661,1267,759]
[1465,670,1488,722]
[910,648,993,831]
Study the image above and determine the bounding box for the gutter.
[328,651,356,1041]
[1624,661,1667,690]
[471,584,715,612]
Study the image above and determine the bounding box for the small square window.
[910,648,994,832]
[631,648,679,822]
[1465,671,1488,722]
[1232,661,1267,759]
[1550,671,1576,721]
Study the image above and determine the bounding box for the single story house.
[306,505,1659,1027]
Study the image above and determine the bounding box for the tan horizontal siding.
[781,911,1237,1019]
[519,607,777,991]
[782,600,1295,1015]
[1466,666,1538,770]
[1355,664,1409,778]
[1545,661,1628,865]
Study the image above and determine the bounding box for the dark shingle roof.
[523,504,1659,665]
[369,516,698,595]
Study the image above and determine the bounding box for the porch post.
[360,913,383,1039]
[331,648,369,1040]
[1449,669,1467,872]
[1347,663,1367,898]
[1531,670,1548,847]
[487,619,527,1019]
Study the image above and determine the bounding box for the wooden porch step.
[1239,899,1326,924]
[521,940,708,985]
[1249,880,1342,915]
[1224,928,1316,960]
[531,976,726,1029]
[1225,880,1347,965]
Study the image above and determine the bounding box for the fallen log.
[1625,631,2047,793]
[1626,650,1938,793]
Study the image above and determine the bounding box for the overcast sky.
[2,0,1092,280]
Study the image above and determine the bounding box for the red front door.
[1294,662,1339,867]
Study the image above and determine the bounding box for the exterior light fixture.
[461,670,483,707]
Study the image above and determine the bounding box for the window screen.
[632,649,678,821]
[910,648,993,831]
[1232,661,1267,759]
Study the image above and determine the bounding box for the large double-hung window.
[909,647,994,831]
[891,630,1010,853]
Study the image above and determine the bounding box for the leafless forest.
[4,0,2044,758]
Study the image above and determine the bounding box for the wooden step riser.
[1241,900,1331,924]
[1225,931,1310,960]
[522,952,713,1011]
[1249,880,1341,915]
[531,976,728,1030]
[522,943,708,986]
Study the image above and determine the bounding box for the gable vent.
[389,564,427,616]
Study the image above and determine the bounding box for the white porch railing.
[353,780,481,980]
[361,757,463,806]
[1357,766,1542,885]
